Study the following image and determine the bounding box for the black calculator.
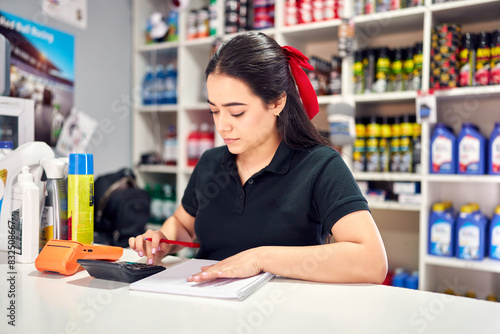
[77,259,166,283]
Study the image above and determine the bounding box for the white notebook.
[129,259,275,301]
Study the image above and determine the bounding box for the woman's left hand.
[187,247,266,282]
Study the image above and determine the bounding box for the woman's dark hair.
[205,32,327,149]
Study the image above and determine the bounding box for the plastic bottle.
[399,114,414,173]
[389,47,404,92]
[68,154,94,244]
[353,50,365,94]
[187,123,201,167]
[391,268,409,288]
[456,203,488,261]
[353,117,367,172]
[413,42,424,90]
[165,63,177,104]
[405,271,419,290]
[491,29,500,85]
[390,117,401,172]
[162,183,176,220]
[365,116,381,172]
[142,66,153,105]
[412,122,422,174]
[403,45,415,91]
[40,158,68,250]
[379,117,392,173]
[150,183,164,224]
[428,202,455,257]
[488,122,500,175]
[459,32,476,87]
[11,166,39,263]
[0,141,13,159]
[163,125,177,166]
[458,123,486,175]
[155,64,166,105]
[489,205,500,261]
[475,31,491,86]
[198,123,215,158]
[430,123,457,174]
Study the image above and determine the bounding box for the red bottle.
[198,123,215,159]
[187,123,200,167]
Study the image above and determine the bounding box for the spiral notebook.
[129,259,275,301]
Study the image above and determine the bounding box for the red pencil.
[144,238,200,248]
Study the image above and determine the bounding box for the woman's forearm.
[259,242,388,284]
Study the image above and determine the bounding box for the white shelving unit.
[132,0,500,298]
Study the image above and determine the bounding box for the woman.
[129,32,387,284]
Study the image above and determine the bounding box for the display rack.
[132,0,500,298]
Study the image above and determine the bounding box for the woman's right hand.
[129,230,173,265]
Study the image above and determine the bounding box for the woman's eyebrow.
[207,99,247,107]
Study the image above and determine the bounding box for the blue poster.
[0,11,74,147]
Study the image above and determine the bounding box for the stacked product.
[308,55,342,96]
[429,201,500,262]
[430,122,500,175]
[430,24,461,89]
[226,0,275,33]
[146,183,177,225]
[141,63,178,105]
[284,0,343,26]
[354,0,423,16]
[186,123,215,167]
[353,43,423,94]
[187,1,218,40]
[353,114,421,173]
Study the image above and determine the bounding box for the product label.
[430,221,452,256]
[492,136,500,173]
[353,138,366,172]
[491,225,500,260]
[458,223,480,260]
[366,137,380,172]
[0,169,6,219]
[491,45,500,84]
[459,135,480,173]
[40,206,54,249]
[475,47,491,85]
[431,135,452,172]
[68,175,94,244]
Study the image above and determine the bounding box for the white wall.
[2,0,132,177]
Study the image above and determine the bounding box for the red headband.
[282,46,319,120]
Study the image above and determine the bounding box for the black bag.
[93,168,151,247]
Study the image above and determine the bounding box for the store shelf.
[137,104,179,113]
[427,174,500,183]
[317,95,345,105]
[431,0,500,24]
[368,201,421,212]
[354,91,417,103]
[184,102,210,111]
[425,255,500,274]
[137,164,177,174]
[184,36,216,48]
[353,172,422,182]
[432,85,500,100]
[354,6,426,34]
[137,41,179,52]
[281,19,341,42]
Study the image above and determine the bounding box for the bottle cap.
[0,141,13,149]
[69,153,94,175]
[18,166,34,183]
[495,205,500,215]
[41,158,67,179]
[432,202,447,212]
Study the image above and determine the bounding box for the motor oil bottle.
[429,201,455,257]
[458,123,486,175]
[489,205,500,260]
[430,123,457,174]
[489,122,500,175]
[456,203,488,261]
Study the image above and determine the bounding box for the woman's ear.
[269,93,287,116]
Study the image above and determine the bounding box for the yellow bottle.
[68,154,94,244]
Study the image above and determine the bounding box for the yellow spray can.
[68,154,94,244]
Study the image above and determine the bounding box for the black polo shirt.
[182,141,369,261]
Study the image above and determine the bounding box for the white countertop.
[1,249,499,334]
